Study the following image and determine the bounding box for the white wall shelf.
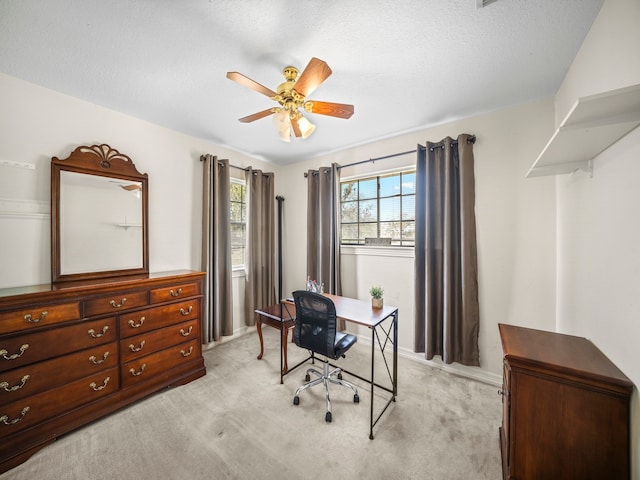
[527,83,640,178]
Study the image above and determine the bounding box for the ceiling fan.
[226,57,354,142]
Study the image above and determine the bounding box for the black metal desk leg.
[369,325,375,439]
[393,311,398,396]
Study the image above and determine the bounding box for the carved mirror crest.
[51,144,149,283]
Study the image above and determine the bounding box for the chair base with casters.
[293,357,359,423]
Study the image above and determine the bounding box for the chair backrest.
[292,290,337,357]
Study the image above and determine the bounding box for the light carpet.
[1,329,502,480]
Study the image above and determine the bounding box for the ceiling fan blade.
[226,72,277,98]
[293,57,332,98]
[238,109,275,123]
[291,118,302,138]
[305,100,354,119]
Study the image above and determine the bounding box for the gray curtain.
[414,134,480,366]
[244,167,276,326]
[306,163,341,295]
[201,154,234,342]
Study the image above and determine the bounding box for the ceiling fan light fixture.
[297,115,315,139]
[273,109,292,142]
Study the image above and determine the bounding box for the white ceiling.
[0,0,603,165]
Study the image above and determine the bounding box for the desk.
[257,295,398,439]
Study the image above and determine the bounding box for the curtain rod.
[303,136,476,177]
[199,154,248,171]
[338,149,417,170]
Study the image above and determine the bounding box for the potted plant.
[370,285,384,309]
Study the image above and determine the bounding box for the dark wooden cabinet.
[0,270,205,473]
[498,323,633,480]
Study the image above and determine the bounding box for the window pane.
[402,172,416,195]
[339,170,415,248]
[230,202,243,221]
[341,200,358,223]
[230,180,246,267]
[379,174,400,198]
[358,178,377,200]
[380,197,401,221]
[359,223,377,240]
[231,223,245,245]
[402,194,415,220]
[230,183,244,202]
[359,199,377,222]
[401,221,415,242]
[341,181,358,201]
[380,221,401,240]
[231,247,244,266]
[341,224,358,244]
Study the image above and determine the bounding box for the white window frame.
[340,167,416,247]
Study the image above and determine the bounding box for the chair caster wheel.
[325,411,332,423]
[293,396,300,406]
[354,394,360,403]
[337,373,343,380]
[305,374,311,381]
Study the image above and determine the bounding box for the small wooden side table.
[255,302,296,376]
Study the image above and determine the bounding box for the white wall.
[552,0,640,475]
[279,98,558,383]
[0,72,275,347]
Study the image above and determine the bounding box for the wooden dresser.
[498,323,633,480]
[0,270,206,473]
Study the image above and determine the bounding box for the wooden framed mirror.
[51,144,149,283]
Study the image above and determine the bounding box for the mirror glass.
[60,171,143,275]
[51,144,149,283]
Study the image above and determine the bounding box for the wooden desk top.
[257,294,397,328]
[323,294,397,328]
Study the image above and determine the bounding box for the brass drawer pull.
[180,326,193,337]
[1,406,30,425]
[1,344,29,361]
[179,306,193,316]
[170,288,183,297]
[180,346,194,357]
[89,377,110,391]
[89,352,109,365]
[1,375,30,392]
[88,326,109,338]
[109,298,127,308]
[128,341,146,353]
[129,364,146,377]
[24,311,48,323]
[128,317,145,328]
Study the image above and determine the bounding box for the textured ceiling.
[0,0,603,165]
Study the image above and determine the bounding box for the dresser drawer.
[121,339,200,388]
[0,342,117,406]
[0,366,118,437]
[0,302,80,335]
[121,319,199,363]
[150,282,200,304]
[120,299,200,338]
[84,291,148,317]
[0,317,117,372]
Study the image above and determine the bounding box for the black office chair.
[291,290,359,422]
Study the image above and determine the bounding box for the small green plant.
[370,285,384,299]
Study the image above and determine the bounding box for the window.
[340,170,415,246]
[230,180,246,268]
